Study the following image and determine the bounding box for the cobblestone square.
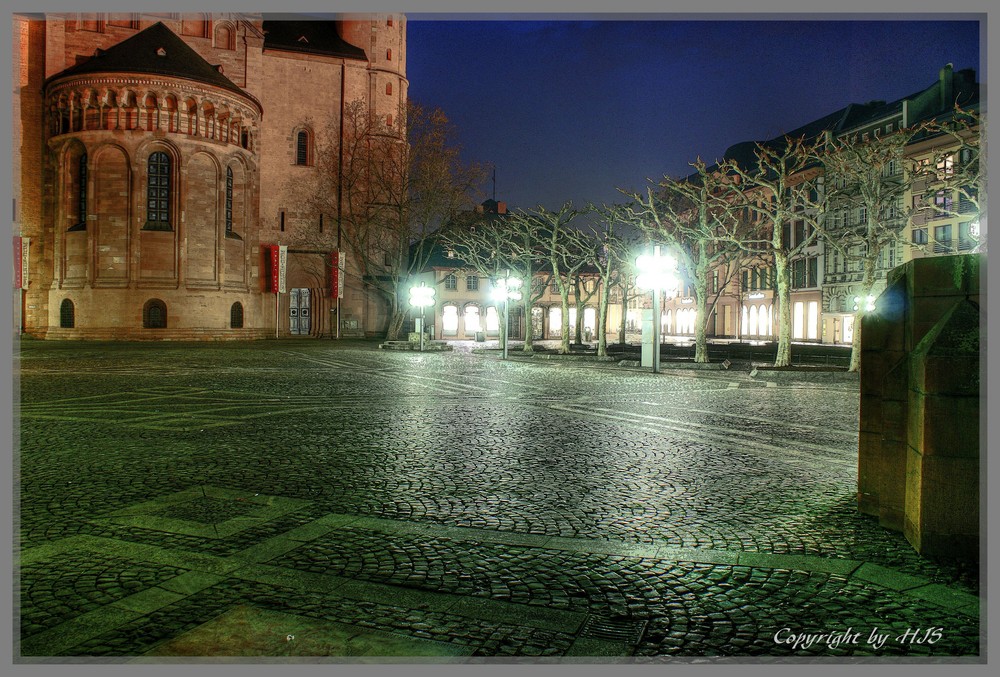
[14,340,981,660]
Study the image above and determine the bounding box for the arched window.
[386,82,393,96]
[295,130,310,165]
[442,304,459,335]
[386,48,392,61]
[225,166,233,234]
[143,299,167,328]
[214,23,235,50]
[60,299,75,328]
[386,114,393,127]
[230,302,244,328]
[145,151,171,230]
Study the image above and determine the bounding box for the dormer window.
[156,47,166,57]
[446,249,456,259]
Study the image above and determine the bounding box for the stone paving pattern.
[15,340,981,659]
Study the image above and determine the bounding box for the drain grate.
[579,615,648,645]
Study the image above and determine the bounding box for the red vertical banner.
[13,237,22,289]
[13,236,28,289]
[270,245,280,293]
[331,250,345,299]
[338,251,345,298]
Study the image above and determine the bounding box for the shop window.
[464,306,481,333]
[442,305,459,335]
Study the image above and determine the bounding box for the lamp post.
[635,245,679,374]
[408,281,436,352]
[491,272,522,360]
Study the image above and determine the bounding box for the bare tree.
[439,211,520,348]
[509,204,585,354]
[813,123,930,371]
[571,268,600,345]
[726,138,827,367]
[587,203,638,357]
[300,100,487,340]
[623,159,746,363]
[912,106,985,253]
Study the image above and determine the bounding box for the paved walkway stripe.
[283,512,975,616]
[547,404,855,468]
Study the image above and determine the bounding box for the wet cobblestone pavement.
[15,340,982,660]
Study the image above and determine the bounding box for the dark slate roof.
[262,21,368,60]
[47,22,248,98]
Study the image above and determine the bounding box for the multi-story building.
[415,200,604,343]
[13,12,407,339]
[656,64,980,347]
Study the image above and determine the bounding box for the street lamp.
[853,295,876,313]
[408,281,436,352]
[635,245,679,373]
[491,273,522,360]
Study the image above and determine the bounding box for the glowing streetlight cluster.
[853,295,876,313]
[409,282,436,351]
[635,245,680,373]
[635,248,680,295]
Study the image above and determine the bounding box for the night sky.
[405,18,981,211]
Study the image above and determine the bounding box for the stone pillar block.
[859,254,983,563]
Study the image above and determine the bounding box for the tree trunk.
[597,282,609,357]
[499,302,507,354]
[385,307,406,341]
[560,291,571,354]
[848,253,878,372]
[574,299,584,344]
[619,295,627,345]
[773,251,792,367]
[694,274,710,363]
[522,298,534,352]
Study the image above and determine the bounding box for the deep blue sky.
[405,18,981,211]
